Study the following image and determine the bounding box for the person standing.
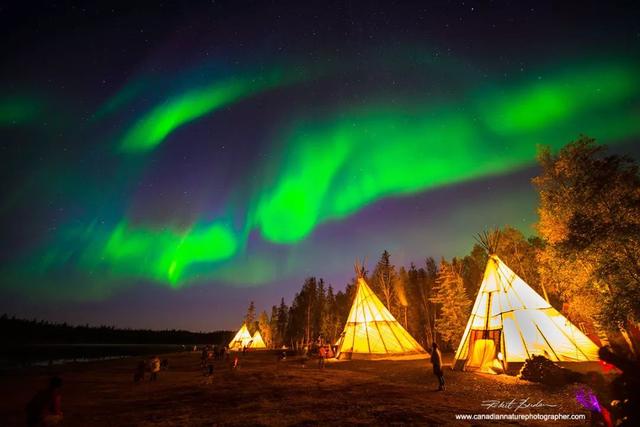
[149,356,161,381]
[26,376,64,427]
[232,354,240,370]
[318,345,326,369]
[430,342,445,391]
[201,347,208,369]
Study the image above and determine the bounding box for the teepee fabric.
[453,255,599,372]
[336,277,425,359]
[228,324,253,350]
[250,330,267,349]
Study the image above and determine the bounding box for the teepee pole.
[535,323,560,360]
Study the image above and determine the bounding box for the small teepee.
[228,324,253,350]
[250,330,267,349]
[335,261,426,359]
[453,232,600,373]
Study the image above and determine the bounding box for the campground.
[0,350,595,426]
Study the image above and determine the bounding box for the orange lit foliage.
[534,136,640,328]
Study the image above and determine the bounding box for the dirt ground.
[0,351,597,426]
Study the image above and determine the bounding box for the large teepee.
[250,330,267,349]
[228,324,253,350]
[453,254,600,373]
[335,264,426,359]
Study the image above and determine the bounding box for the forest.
[244,137,640,352]
[0,315,232,346]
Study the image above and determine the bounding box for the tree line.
[243,136,640,353]
[1,314,233,345]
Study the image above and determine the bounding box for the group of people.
[23,341,446,426]
[139,342,445,391]
[133,355,167,383]
[203,344,230,361]
[199,344,239,378]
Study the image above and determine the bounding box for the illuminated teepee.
[335,262,426,359]
[250,330,267,349]
[228,324,253,350]
[453,254,600,373]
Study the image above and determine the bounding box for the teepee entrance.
[466,330,501,373]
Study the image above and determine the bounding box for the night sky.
[1,1,639,331]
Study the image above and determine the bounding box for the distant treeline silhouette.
[1,314,233,345]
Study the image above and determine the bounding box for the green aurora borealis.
[118,68,307,153]
[4,56,635,297]
[255,61,640,243]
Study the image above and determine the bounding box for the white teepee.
[250,330,267,349]
[228,324,253,350]
[453,255,600,373]
[336,276,426,359]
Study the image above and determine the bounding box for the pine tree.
[258,310,271,348]
[371,250,398,315]
[430,259,471,349]
[276,298,288,346]
[413,258,437,347]
[322,285,338,344]
[297,277,318,344]
[314,279,326,342]
[333,280,355,341]
[244,301,256,333]
[269,305,279,347]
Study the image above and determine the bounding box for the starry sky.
[1,1,639,331]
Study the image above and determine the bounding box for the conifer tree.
[244,301,256,333]
[276,298,288,346]
[430,259,471,348]
[269,305,279,347]
[258,310,272,347]
[371,250,398,315]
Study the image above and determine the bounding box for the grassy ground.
[0,351,595,426]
